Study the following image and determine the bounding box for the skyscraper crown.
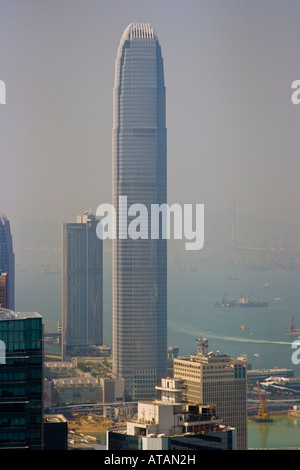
[0,211,8,226]
[121,22,157,42]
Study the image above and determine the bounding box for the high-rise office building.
[173,338,247,450]
[0,211,15,311]
[112,23,167,400]
[0,308,43,449]
[62,213,103,359]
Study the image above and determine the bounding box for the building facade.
[107,378,236,450]
[100,377,125,404]
[0,309,43,449]
[44,414,68,450]
[62,213,103,359]
[112,23,167,401]
[173,339,247,450]
[51,377,102,406]
[0,212,15,311]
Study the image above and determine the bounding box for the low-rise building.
[247,368,294,382]
[100,377,125,403]
[261,376,300,394]
[51,377,102,406]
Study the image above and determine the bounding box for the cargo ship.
[214,295,268,308]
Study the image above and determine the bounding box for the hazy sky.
[1,0,300,239]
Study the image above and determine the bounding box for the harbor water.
[15,248,300,449]
[248,415,300,449]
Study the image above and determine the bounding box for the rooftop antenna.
[197,338,208,355]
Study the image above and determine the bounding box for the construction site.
[247,374,300,421]
[46,406,138,449]
[65,412,122,449]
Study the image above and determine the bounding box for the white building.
[107,378,236,450]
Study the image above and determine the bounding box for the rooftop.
[0,211,8,225]
[175,338,247,364]
[121,23,157,42]
[52,377,99,386]
[0,308,41,321]
[44,414,68,424]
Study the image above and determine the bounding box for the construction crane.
[254,380,273,423]
[287,316,300,335]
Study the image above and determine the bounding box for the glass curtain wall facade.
[62,213,103,359]
[112,23,167,400]
[0,212,15,311]
[0,311,43,449]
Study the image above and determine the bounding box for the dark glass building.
[0,309,43,449]
[44,414,68,450]
[0,212,15,311]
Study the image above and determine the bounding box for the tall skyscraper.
[173,338,248,450]
[62,212,103,359]
[0,308,43,449]
[0,212,15,311]
[112,23,167,400]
